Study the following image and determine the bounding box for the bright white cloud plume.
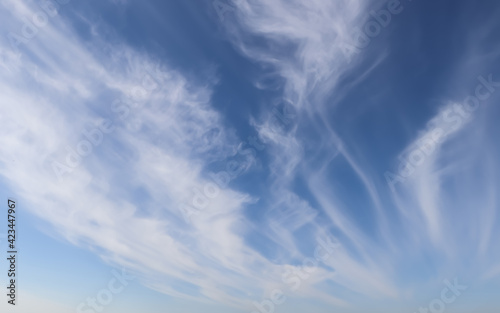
[1,0,500,312]
[0,0,282,310]
[219,0,500,311]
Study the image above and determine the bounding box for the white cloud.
[0,0,281,309]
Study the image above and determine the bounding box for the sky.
[0,0,500,312]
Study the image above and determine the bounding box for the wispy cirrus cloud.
[216,0,500,311]
[0,0,284,310]
[1,0,500,312]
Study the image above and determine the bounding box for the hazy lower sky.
[1,0,500,312]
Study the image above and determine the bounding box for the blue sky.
[1,0,500,312]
